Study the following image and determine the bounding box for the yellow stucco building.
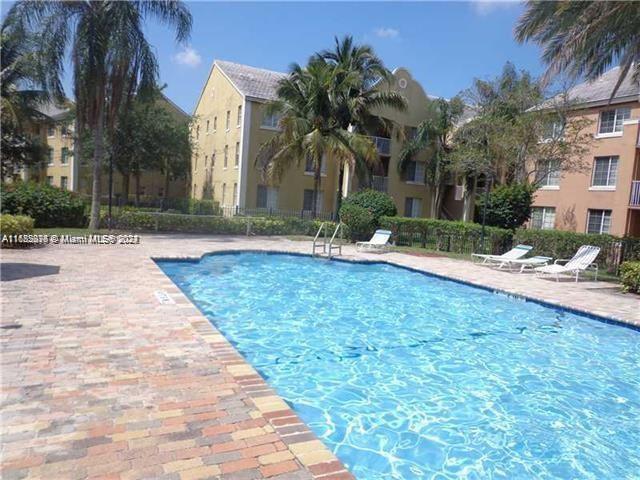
[190,60,466,218]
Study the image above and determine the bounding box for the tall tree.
[257,60,379,215]
[7,0,191,228]
[515,1,640,97]
[398,97,465,218]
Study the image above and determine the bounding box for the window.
[598,107,630,135]
[542,119,565,140]
[303,189,323,213]
[204,155,208,168]
[224,145,228,168]
[257,185,279,209]
[193,184,197,198]
[46,176,53,185]
[237,105,242,127]
[304,155,327,175]
[47,148,54,166]
[47,125,55,137]
[61,147,69,165]
[233,183,238,206]
[405,126,418,142]
[194,153,198,171]
[60,176,68,190]
[61,125,71,137]
[211,151,216,167]
[235,142,240,167]
[530,207,556,230]
[222,183,227,205]
[196,124,200,139]
[213,116,217,131]
[587,209,612,234]
[261,111,280,129]
[405,161,425,183]
[536,159,560,187]
[591,156,618,188]
[206,120,210,133]
[225,110,230,130]
[404,197,422,218]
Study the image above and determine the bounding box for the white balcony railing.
[370,136,390,156]
[630,181,640,207]
[371,176,389,193]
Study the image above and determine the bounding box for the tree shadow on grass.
[0,263,60,281]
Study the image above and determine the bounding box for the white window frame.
[223,145,228,169]
[234,142,240,168]
[405,161,425,185]
[304,155,327,176]
[404,197,422,218]
[597,107,631,137]
[213,116,217,132]
[257,185,279,210]
[530,207,556,230]
[537,159,560,189]
[60,176,68,190]
[303,189,323,214]
[237,105,242,127]
[589,156,618,191]
[261,111,281,130]
[47,148,54,166]
[225,110,230,131]
[586,209,612,235]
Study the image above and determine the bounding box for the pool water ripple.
[158,253,640,480]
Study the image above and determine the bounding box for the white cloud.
[471,0,520,16]
[172,46,202,68]
[374,27,400,39]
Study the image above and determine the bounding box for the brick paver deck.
[1,234,638,480]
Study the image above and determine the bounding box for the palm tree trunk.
[135,172,141,206]
[88,101,105,230]
[122,172,130,203]
[313,164,321,219]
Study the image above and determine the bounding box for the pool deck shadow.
[1,234,638,480]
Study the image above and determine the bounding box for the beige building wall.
[532,101,640,237]
[25,121,75,189]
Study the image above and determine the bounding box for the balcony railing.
[371,175,389,193]
[370,136,390,156]
[630,181,640,207]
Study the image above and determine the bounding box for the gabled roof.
[536,66,639,110]
[35,100,72,121]
[215,60,287,102]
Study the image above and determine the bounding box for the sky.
[2,1,547,114]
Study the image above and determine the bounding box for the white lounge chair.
[472,244,533,268]
[534,245,601,282]
[503,256,553,273]
[356,229,392,253]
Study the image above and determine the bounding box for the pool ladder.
[312,222,343,258]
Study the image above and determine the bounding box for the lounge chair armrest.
[554,259,570,265]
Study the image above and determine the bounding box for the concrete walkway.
[1,234,637,480]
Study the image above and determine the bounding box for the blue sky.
[3,1,546,114]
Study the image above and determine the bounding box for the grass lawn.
[34,227,127,235]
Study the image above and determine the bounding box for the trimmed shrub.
[512,229,621,270]
[341,190,396,223]
[1,182,87,227]
[379,216,512,255]
[476,183,535,230]
[339,203,375,241]
[108,210,330,237]
[0,214,35,248]
[619,261,640,293]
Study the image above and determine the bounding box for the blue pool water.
[158,252,640,479]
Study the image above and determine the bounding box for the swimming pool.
[158,252,640,479]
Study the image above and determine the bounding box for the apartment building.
[190,60,464,218]
[531,67,640,237]
[22,95,190,202]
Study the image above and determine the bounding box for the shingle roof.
[35,100,71,121]
[536,66,639,110]
[215,60,287,101]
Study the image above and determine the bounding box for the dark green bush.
[380,216,512,254]
[341,190,397,224]
[476,183,535,230]
[1,182,87,227]
[619,261,640,293]
[187,198,220,215]
[339,203,375,241]
[108,210,330,236]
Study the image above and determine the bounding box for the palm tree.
[7,1,191,229]
[515,1,640,98]
[257,60,379,215]
[398,97,465,218]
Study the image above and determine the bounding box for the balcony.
[370,136,390,156]
[630,181,640,208]
[371,175,388,193]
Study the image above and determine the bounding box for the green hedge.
[0,214,35,247]
[1,182,87,227]
[107,210,330,236]
[619,261,640,293]
[379,216,512,255]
